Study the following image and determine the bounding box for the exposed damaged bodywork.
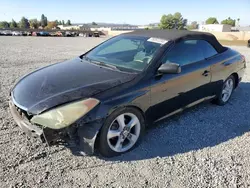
[9,100,102,155]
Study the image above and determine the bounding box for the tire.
[214,75,235,106]
[98,107,145,157]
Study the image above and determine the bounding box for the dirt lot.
[0,36,250,188]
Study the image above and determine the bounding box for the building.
[199,24,232,32]
[57,24,90,31]
[231,26,250,32]
[89,24,139,31]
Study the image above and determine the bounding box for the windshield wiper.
[90,60,120,71]
[82,56,121,71]
[81,55,91,62]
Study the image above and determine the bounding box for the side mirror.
[158,63,181,74]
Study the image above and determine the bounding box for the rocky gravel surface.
[0,36,250,188]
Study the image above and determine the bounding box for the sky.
[1,0,250,26]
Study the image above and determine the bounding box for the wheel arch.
[95,104,146,131]
[231,72,239,88]
[94,104,146,151]
[109,104,146,122]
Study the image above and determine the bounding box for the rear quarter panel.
[210,48,245,84]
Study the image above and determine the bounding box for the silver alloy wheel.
[222,78,234,102]
[107,113,141,153]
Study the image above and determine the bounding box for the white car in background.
[2,30,12,36]
[12,31,22,36]
[79,33,87,37]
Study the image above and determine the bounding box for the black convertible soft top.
[123,29,225,53]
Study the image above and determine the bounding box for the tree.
[205,17,219,24]
[46,21,57,29]
[55,20,60,25]
[10,19,18,28]
[58,20,62,25]
[19,17,30,28]
[62,20,65,25]
[187,21,199,30]
[40,14,48,27]
[0,21,9,28]
[29,19,39,29]
[66,20,71,25]
[191,21,198,29]
[221,17,236,26]
[159,12,186,30]
[190,21,198,29]
[92,22,97,25]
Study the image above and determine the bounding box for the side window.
[162,40,205,66]
[197,40,218,59]
[97,39,140,55]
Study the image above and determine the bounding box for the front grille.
[14,105,33,120]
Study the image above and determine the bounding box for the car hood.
[11,57,136,114]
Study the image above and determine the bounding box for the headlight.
[31,98,100,129]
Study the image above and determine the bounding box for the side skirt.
[154,95,216,123]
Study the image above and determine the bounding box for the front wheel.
[98,107,145,157]
[214,75,235,105]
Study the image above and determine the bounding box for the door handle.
[202,70,210,76]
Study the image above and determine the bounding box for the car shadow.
[101,82,250,162]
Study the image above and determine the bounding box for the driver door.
[149,40,212,121]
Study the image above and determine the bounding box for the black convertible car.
[9,30,246,157]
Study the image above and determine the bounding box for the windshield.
[85,35,163,72]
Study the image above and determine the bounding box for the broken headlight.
[31,98,100,129]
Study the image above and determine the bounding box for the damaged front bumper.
[9,101,43,138]
[9,101,104,155]
[9,101,68,144]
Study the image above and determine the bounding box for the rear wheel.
[214,75,235,105]
[98,107,145,157]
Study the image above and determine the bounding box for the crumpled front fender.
[77,118,105,155]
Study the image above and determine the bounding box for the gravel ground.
[0,36,250,188]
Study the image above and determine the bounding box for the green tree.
[40,14,48,27]
[221,17,236,26]
[92,22,98,25]
[187,21,199,30]
[10,19,18,28]
[58,20,62,25]
[0,21,9,28]
[19,17,30,28]
[205,17,219,24]
[66,20,71,25]
[55,20,59,26]
[62,20,65,25]
[159,12,186,30]
[29,19,39,29]
[191,21,198,29]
